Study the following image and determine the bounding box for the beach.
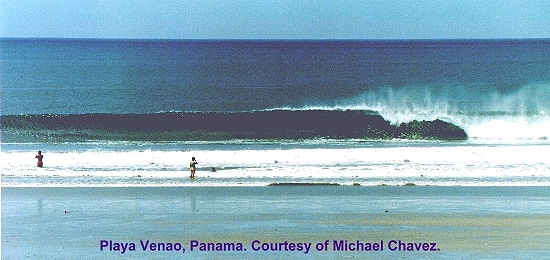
[2,186,549,259]
[2,38,549,259]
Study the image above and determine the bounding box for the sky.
[1,0,549,40]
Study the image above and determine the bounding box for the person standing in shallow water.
[35,151,44,167]
[190,157,198,178]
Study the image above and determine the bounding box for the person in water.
[35,150,44,167]
[190,157,198,178]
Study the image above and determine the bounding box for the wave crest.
[321,82,550,140]
[1,110,466,142]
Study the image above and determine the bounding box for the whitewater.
[303,82,550,141]
[2,138,550,187]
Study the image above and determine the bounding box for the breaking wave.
[1,110,466,142]
[299,82,550,141]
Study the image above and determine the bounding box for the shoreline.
[3,175,550,188]
[3,185,549,199]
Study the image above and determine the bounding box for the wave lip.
[1,110,467,142]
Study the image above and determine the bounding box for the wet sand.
[2,186,549,259]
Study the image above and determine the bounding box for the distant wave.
[1,110,466,142]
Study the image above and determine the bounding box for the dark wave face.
[1,110,466,142]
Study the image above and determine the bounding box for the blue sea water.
[2,39,549,115]
[1,38,550,186]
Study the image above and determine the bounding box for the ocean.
[1,39,550,259]
[1,38,549,186]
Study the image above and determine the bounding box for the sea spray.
[322,82,550,140]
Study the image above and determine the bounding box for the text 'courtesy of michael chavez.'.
[99,239,441,255]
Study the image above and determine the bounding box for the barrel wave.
[1,110,466,142]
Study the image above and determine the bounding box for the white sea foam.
[3,141,550,187]
[297,82,550,141]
